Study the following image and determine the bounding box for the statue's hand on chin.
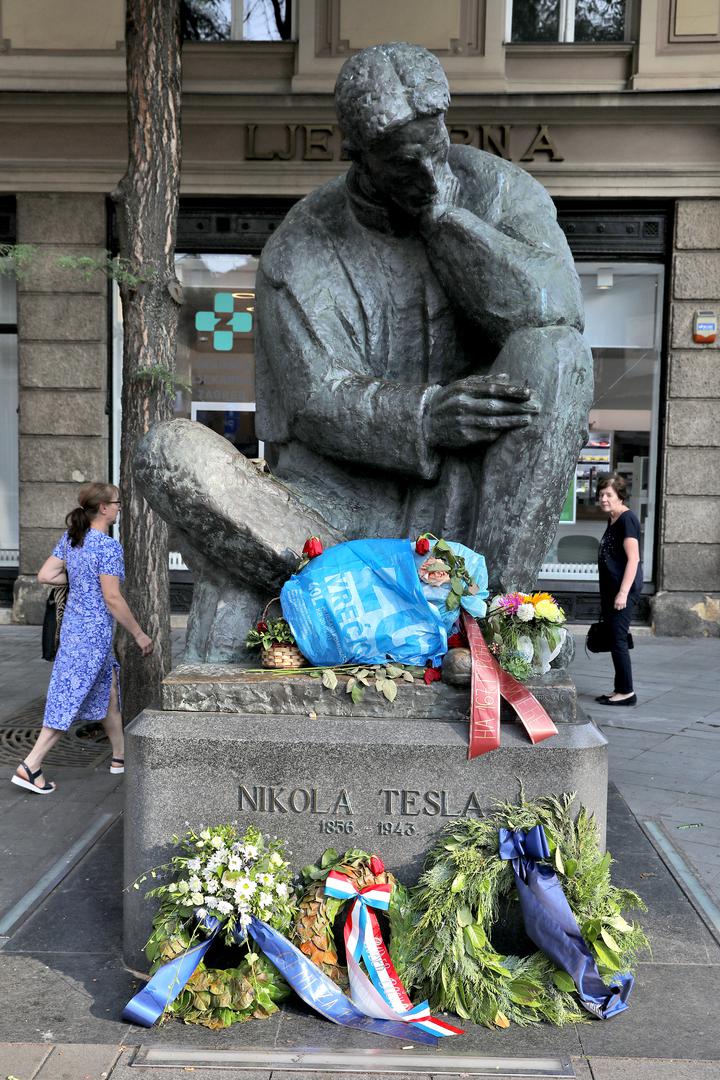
[426,374,539,451]
[417,166,461,231]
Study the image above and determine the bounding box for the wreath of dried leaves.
[291,847,414,988]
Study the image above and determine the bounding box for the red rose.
[369,855,385,875]
[256,621,268,632]
[447,632,465,649]
[415,537,431,555]
[423,666,442,685]
[302,536,323,558]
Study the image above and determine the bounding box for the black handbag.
[42,585,68,662]
[586,619,633,654]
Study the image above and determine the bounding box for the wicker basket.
[259,598,308,670]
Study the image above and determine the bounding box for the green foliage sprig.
[130,364,190,397]
[245,617,296,652]
[306,662,423,703]
[0,243,38,278]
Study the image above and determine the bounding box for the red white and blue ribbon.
[324,868,463,1039]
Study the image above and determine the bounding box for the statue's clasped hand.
[427,374,539,450]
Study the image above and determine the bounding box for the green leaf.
[564,858,577,878]
[385,664,402,678]
[401,671,414,682]
[446,590,461,611]
[592,939,621,971]
[456,904,473,926]
[434,539,450,552]
[552,970,576,993]
[600,927,621,953]
[451,577,465,596]
[554,847,565,874]
[607,914,633,934]
[320,848,339,868]
[381,679,398,703]
[321,669,338,690]
[345,677,356,694]
[463,924,487,953]
[507,980,542,1006]
[350,684,365,705]
[450,872,466,893]
[581,918,601,942]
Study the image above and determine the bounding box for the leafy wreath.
[396,792,649,1028]
[291,847,414,987]
[139,825,296,1030]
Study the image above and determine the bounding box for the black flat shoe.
[595,694,612,703]
[599,694,637,707]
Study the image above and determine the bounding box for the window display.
[540,263,663,584]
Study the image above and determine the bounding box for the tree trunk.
[112,0,182,722]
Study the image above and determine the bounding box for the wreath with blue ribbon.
[397,792,649,1028]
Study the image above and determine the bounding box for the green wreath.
[395,792,649,1028]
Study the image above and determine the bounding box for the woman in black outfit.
[595,473,642,707]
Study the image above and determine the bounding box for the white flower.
[269,852,283,867]
[235,877,256,898]
[258,891,273,908]
[258,873,275,887]
[200,829,211,841]
[196,907,207,920]
[210,835,225,850]
[177,880,190,894]
[204,878,218,895]
[216,899,233,916]
[186,858,201,872]
[516,603,535,622]
[238,911,252,929]
[275,882,288,898]
[242,844,259,860]
[188,875,202,892]
[168,882,178,893]
[205,897,219,910]
[191,891,204,906]
[227,855,243,872]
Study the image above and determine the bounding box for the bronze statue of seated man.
[136,43,593,663]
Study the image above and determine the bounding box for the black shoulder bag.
[586,617,633,655]
[42,585,69,662]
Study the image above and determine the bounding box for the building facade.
[1,0,719,632]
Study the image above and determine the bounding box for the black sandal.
[11,761,56,795]
[110,756,125,775]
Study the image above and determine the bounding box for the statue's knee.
[497,325,591,398]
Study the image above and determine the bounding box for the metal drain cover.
[0,699,111,769]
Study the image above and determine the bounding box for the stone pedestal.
[123,665,606,966]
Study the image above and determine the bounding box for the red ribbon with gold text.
[461,610,558,760]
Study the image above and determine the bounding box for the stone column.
[12,194,108,624]
[652,199,720,636]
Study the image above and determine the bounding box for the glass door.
[540,262,664,585]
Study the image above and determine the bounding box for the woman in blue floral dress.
[11,482,153,794]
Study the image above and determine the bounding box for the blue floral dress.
[43,529,124,731]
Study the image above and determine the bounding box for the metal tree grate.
[0,699,112,769]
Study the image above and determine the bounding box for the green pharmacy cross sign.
[195,292,253,351]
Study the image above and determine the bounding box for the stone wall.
[653,199,720,636]
[12,194,109,624]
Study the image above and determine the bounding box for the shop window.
[540,263,663,585]
[112,252,264,569]
[509,0,629,42]
[182,0,291,41]
[0,261,18,565]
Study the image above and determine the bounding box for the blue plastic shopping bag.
[280,539,447,668]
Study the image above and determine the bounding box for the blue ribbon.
[498,825,634,1019]
[122,914,438,1043]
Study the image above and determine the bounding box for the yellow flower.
[534,598,563,623]
[530,592,553,606]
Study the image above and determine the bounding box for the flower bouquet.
[139,824,297,1028]
[482,591,567,679]
[245,600,307,669]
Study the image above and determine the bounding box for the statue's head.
[335,43,451,215]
